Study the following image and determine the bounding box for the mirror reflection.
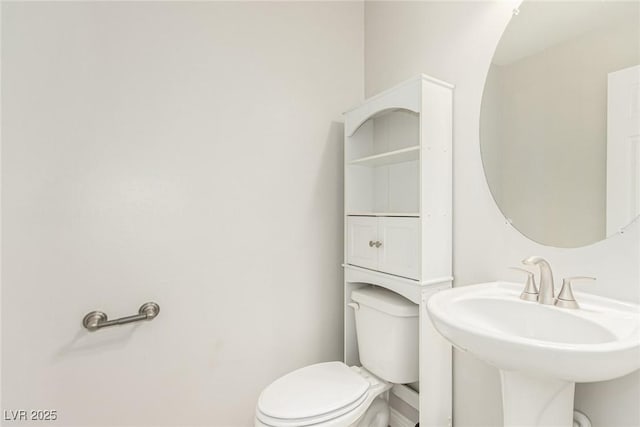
[480,1,640,248]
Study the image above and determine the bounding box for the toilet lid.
[257,362,369,423]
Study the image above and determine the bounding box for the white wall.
[1,2,363,426]
[365,1,640,426]
[3,2,639,427]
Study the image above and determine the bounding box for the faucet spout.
[522,256,555,305]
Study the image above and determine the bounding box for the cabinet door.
[377,217,420,280]
[346,216,378,271]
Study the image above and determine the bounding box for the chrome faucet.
[522,256,555,305]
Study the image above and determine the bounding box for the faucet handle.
[510,267,538,302]
[555,276,596,309]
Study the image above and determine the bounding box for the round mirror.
[480,1,640,248]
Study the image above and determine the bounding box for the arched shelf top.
[344,74,453,137]
[346,106,419,137]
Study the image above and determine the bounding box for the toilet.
[255,286,419,427]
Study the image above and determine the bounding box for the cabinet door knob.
[375,241,382,248]
[369,240,376,247]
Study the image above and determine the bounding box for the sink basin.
[427,281,640,426]
[427,282,640,382]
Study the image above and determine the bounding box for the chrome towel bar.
[82,302,160,331]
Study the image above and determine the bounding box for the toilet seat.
[255,362,389,427]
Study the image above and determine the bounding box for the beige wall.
[481,18,640,247]
[365,1,640,426]
[1,2,363,425]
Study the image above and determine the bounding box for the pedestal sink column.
[500,370,575,427]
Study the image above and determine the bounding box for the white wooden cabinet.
[347,216,420,280]
[378,217,420,280]
[346,216,378,271]
[343,75,454,427]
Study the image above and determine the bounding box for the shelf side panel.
[346,120,374,161]
[420,80,453,280]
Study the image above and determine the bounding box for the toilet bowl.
[255,362,391,427]
[255,287,418,427]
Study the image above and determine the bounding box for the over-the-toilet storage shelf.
[342,74,453,427]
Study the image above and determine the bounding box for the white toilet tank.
[351,287,419,384]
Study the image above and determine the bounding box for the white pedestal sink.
[427,282,640,427]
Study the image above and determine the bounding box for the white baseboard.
[389,407,416,427]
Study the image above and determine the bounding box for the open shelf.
[348,145,419,167]
[347,212,420,217]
